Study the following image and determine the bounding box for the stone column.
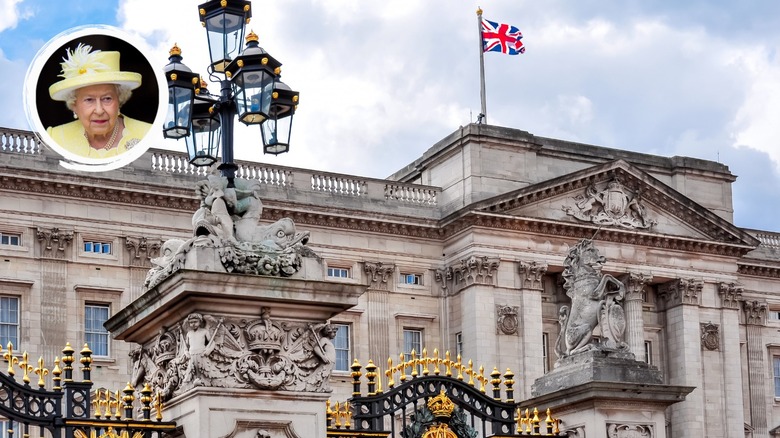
[36,227,73,360]
[658,278,704,437]
[363,261,395,365]
[717,283,746,438]
[621,272,651,362]
[742,299,768,436]
[518,260,547,399]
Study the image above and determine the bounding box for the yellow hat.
[49,43,142,101]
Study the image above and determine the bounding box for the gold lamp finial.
[169,44,182,57]
[246,30,259,43]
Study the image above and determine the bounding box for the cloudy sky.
[1,0,778,231]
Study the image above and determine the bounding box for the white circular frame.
[24,25,168,172]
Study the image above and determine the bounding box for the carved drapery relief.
[742,300,767,326]
[700,323,720,351]
[364,262,395,290]
[130,307,337,401]
[718,282,743,310]
[125,237,162,268]
[518,261,547,290]
[435,255,500,295]
[554,240,629,361]
[607,423,652,438]
[496,305,519,335]
[658,278,702,308]
[621,272,652,300]
[563,177,656,230]
[36,227,73,259]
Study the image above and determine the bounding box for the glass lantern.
[163,45,199,139]
[261,80,299,155]
[198,0,252,73]
[225,31,281,125]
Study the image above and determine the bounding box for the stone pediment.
[474,160,758,248]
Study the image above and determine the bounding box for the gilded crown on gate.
[427,390,455,419]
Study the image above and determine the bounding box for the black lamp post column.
[218,79,237,187]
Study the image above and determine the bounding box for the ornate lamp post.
[163,0,300,186]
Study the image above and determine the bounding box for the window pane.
[334,324,350,372]
[85,304,110,356]
[0,297,19,348]
[775,357,780,398]
[84,242,93,252]
[102,243,111,254]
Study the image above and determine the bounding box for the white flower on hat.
[59,43,110,79]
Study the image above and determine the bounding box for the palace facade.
[0,123,778,437]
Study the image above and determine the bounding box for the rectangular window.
[0,233,21,246]
[327,267,350,278]
[333,324,350,372]
[770,310,780,321]
[0,296,19,349]
[85,304,110,357]
[644,341,653,365]
[542,333,550,373]
[775,356,780,398]
[403,329,422,360]
[84,241,112,254]
[400,273,423,286]
[455,332,463,359]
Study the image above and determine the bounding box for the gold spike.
[386,357,394,388]
[19,352,32,384]
[333,402,341,427]
[154,390,164,421]
[433,349,440,375]
[445,351,452,377]
[376,367,383,394]
[478,365,486,393]
[467,360,474,386]
[5,343,17,376]
[92,397,100,418]
[399,353,406,382]
[34,357,49,388]
[344,402,352,428]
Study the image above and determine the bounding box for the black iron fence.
[0,343,176,438]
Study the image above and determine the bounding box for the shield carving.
[604,182,629,219]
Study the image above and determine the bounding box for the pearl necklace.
[85,120,120,151]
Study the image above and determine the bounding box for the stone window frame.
[75,285,123,363]
[0,279,32,352]
[84,303,111,358]
[0,226,29,254]
[542,332,550,373]
[78,234,119,262]
[770,345,780,402]
[396,266,427,292]
[327,266,351,279]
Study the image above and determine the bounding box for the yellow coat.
[47,116,152,159]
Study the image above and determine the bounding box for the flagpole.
[477,7,487,124]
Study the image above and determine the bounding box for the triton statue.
[554,239,629,361]
[143,176,312,289]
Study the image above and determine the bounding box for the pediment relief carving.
[476,161,755,247]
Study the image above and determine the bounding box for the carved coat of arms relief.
[563,178,656,230]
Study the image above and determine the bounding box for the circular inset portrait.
[24,26,166,171]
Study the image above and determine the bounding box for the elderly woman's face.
[73,84,120,139]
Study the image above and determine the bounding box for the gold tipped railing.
[331,350,567,437]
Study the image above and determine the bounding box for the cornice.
[0,172,199,211]
[1,167,759,259]
[737,261,780,279]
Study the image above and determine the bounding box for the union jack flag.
[481,18,525,55]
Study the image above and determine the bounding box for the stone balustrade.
[0,127,440,213]
[751,230,780,248]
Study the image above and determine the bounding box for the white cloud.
[730,45,780,171]
[0,0,23,32]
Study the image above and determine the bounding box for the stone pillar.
[658,278,704,437]
[363,261,395,364]
[518,260,547,399]
[444,255,500,367]
[621,272,651,362]
[125,236,161,302]
[742,299,768,436]
[36,227,73,360]
[717,283,745,438]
